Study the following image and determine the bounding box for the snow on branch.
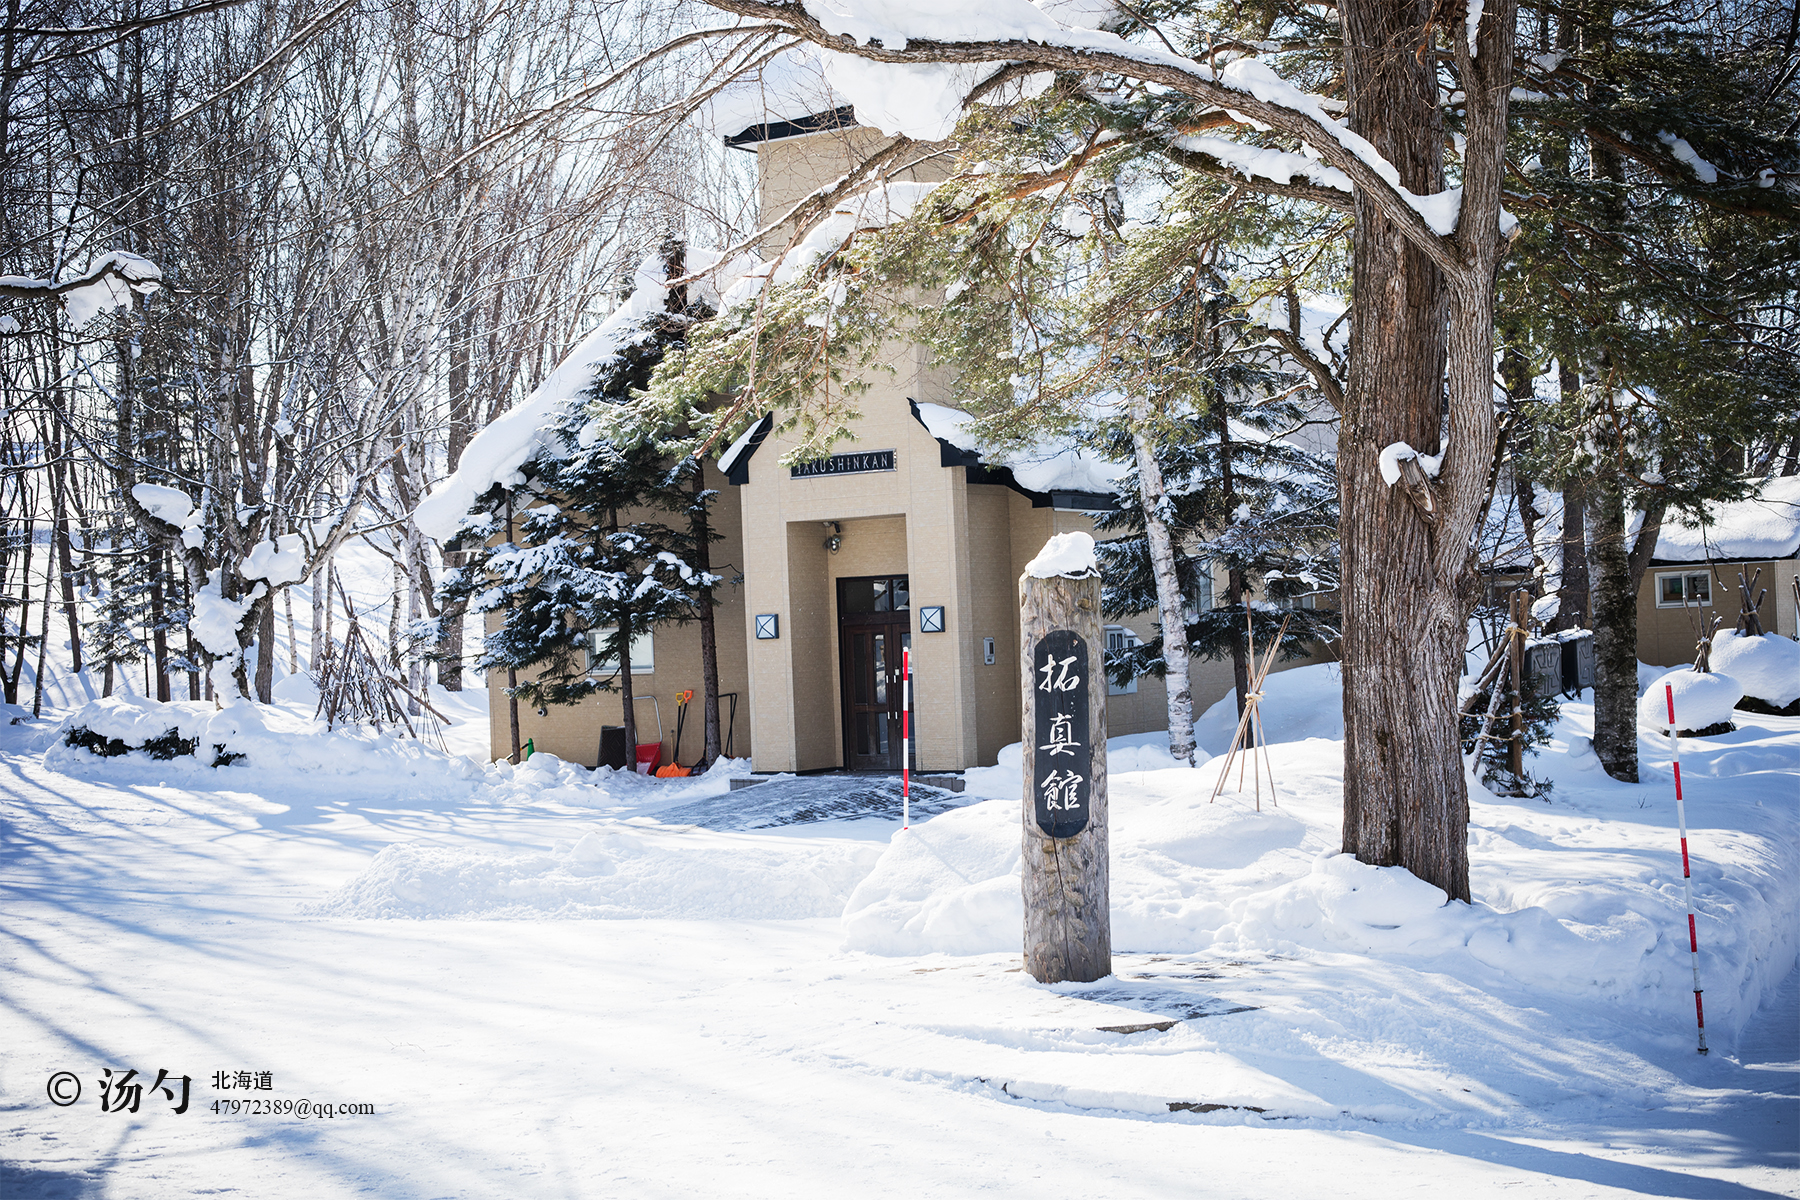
[703,0,1471,269]
[0,251,162,325]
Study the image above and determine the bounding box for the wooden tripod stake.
[1209,611,1290,811]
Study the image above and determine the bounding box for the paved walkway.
[655,774,974,831]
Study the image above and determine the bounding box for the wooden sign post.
[1019,566,1110,984]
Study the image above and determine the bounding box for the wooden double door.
[838,576,911,771]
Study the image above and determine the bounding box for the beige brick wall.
[1637,559,1792,667]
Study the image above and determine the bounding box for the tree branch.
[701,0,1464,273]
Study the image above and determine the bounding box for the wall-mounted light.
[919,605,945,633]
[755,613,780,639]
[822,520,842,554]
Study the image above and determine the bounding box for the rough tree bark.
[1589,480,1664,780]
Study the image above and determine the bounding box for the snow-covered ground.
[2,668,1795,1198]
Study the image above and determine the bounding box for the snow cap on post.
[1024,531,1098,579]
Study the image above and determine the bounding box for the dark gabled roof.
[724,106,858,152]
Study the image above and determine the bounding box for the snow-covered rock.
[1638,668,1743,731]
[1709,631,1800,708]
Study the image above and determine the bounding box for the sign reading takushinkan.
[789,450,895,478]
[1031,629,1090,838]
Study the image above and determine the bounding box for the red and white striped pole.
[901,649,912,830]
[1665,683,1709,1055]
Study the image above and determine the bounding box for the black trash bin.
[598,725,628,770]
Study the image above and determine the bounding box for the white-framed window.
[1655,572,1713,609]
[1104,625,1140,695]
[588,627,655,674]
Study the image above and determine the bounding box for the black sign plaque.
[789,449,895,479]
[1031,629,1091,838]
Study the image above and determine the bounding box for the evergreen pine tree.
[440,245,723,765]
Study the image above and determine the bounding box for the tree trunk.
[311,564,326,674]
[30,548,49,716]
[1128,402,1195,765]
[692,465,722,765]
[149,560,169,702]
[1019,569,1111,984]
[6,513,32,705]
[1555,476,1590,633]
[1337,0,1477,903]
[619,612,638,768]
[255,591,276,703]
[1588,482,1638,780]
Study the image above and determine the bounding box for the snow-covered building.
[1635,476,1800,667]
[419,105,1327,773]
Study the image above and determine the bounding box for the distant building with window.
[1636,477,1800,665]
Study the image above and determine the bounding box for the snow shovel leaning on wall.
[656,691,694,777]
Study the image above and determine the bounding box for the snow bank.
[1638,668,1743,731]
[49,693,485,781]
[847,701,1800,1041]
[842,802,1021,953]
[1023,531,1097,578]
[308,823,882,920]
[1709,631,1800,707]
[1193,663,1343,754]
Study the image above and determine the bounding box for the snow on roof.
[413,248,757,543]
[1650,475,1800,563]
[717,413,772,475]
[913,401,1126,498]
[698,46,849,141]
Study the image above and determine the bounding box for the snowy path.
[2,710,1796,1198]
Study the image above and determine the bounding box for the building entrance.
[838,575,911,770]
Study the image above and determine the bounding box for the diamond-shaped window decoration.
[755,613,780,640]
[919,605,945,633]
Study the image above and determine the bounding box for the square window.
[918,605,945,633]
[755,613,780,640]
[589,628,654,675]
[1656,572,1714,608]
[1104,625,1140,696]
